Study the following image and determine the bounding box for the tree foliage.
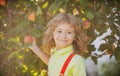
[0,0,120,75]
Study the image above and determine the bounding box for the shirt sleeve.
[72,55,87,76]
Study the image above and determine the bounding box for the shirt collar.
[51,45,74,55]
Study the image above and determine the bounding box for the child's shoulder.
[72,54,85,61]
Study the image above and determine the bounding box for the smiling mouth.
[59,39,67,41]
[59,40,68,43]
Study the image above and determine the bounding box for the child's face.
[53,23,75,50]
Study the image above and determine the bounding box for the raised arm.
[24,35,50,65]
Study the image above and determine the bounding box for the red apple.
[82,20,91,29]
[0,0,6,6]
[28,12,35,22]
[24,35,33,43]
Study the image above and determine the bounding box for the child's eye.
[57,31,62,33]
[68,32,72,34]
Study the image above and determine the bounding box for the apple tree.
[0,0,119,76]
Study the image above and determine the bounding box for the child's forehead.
[58,23,74,27]
[56,23,75,30]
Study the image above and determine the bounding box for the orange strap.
[60,53,74,76]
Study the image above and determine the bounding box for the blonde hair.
[42,13,89,55]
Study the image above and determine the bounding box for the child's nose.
[61,32,67,38]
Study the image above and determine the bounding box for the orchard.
[0,0,120,76]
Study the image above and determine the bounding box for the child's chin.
[60,45,69,48]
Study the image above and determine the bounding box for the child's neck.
[55,45,71,51]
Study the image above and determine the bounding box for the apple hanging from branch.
[82,20,91,29]
[0,0,6,6]
[28,12,35,22]
[24,35,33,43]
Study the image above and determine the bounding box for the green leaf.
[98,44,106,51]
[104,35,116,44]
[91,56,97,64]
[87,44,96,52]
[114,47,120,60]
[42,2,48,9]
[7,51,18,60]
[8,37,20,43]
[98,24,108,36]
[23,42,32,48]
[87,29,97,37]
[37,6,43,16]
[86,11,94,20]
[49,0,64,14]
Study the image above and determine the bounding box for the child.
[27,13,89,76]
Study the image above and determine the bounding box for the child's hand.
[24,35,38,50]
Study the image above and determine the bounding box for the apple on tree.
[0,0,6,6]
[82,20,91,29]
[28,12,35,22]
[24,35,33,43]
